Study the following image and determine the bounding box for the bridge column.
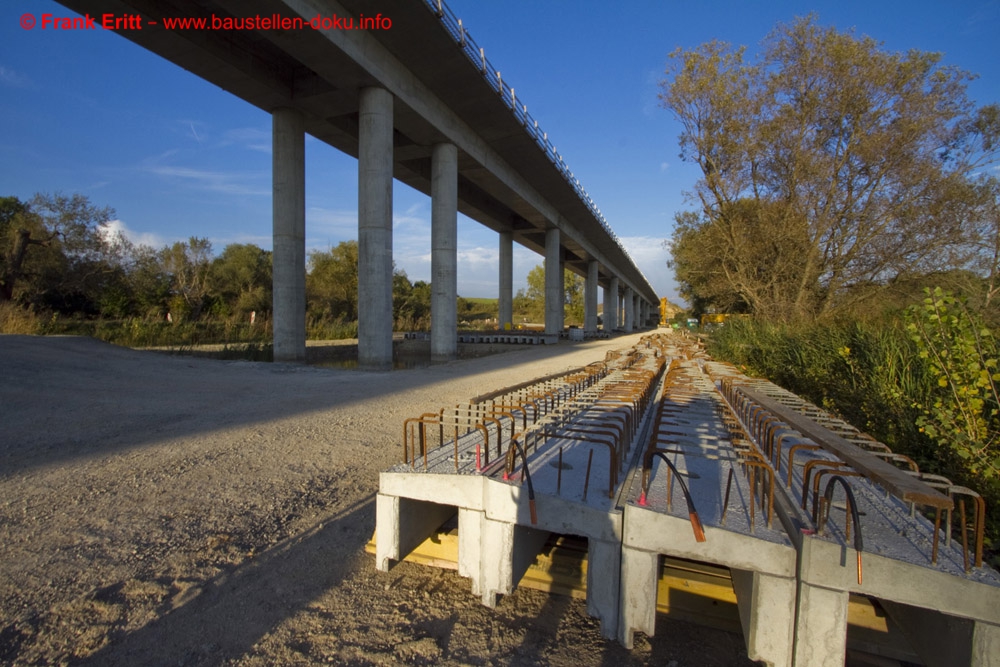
[544,227,563,335]
[272,107,306,363]
[358,86,394,370]
[431,143,458,361]
[498,231,513,330]
[584,260,598,334]
[624,287,634,333]
[606,277,619,332]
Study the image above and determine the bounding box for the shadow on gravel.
[77,495,374,667]
[0,334,625,476]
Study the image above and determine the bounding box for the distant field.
[461,297,498,305]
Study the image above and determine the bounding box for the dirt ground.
[0,333,760,666]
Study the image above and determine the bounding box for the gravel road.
[0,333,758,666]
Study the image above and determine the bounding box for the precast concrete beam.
[585,260,598,333]
[375,493,456,572]
[731,569,795,667]
[545,227,563,335]
[458,508,485,596]
[499,231,513,330]
[358,86,394,371]
[479,515,550,607]
[431,142,458,361]
[271,107,306,362]
[618,546,658,648]
[588,538,621,639]
[793,584,850,667]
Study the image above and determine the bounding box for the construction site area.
[2,330,1000,666]
[375,331,1000,667]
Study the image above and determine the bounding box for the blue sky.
[2,1,999,302]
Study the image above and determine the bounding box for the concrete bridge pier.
[545,228,563,335]
[584,260,598,334]
[607,277,619,332]
[499,231,513,330]
[624,287,634,333]
[358,86,394,371]
[431,142,458,361]
[271,107,306,363]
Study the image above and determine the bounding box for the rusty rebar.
[817,475,864,584]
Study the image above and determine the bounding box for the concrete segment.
[375,493,456,573]
[431,142,458,361]
[358,86,394,371]
[377,338,668,637]
[271,107,306,362]
[376,332,1000,665]
[608,278,619,330]
[793,584,850,667]
[731,569,796,667]
[545,228,563,335]
[585,260,599,333]
[587,539,622,639]
[624,287,634,333]
[499,231,513,330]
[603,283,614,332]
[715,366,1000,667]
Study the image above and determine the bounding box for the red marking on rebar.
[502,472,508,481]
[639,491,647,506]
[476,444,481,471]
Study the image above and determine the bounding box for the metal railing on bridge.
[422,0,647,284]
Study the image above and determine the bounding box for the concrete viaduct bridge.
[56,0,659,368]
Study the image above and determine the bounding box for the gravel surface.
[0,333,759,666]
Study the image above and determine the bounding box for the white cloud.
[618,234,680,302]
[101,219,169,249]
[144,164,270,196]
[219,127,271,154]
[0,65,30,88]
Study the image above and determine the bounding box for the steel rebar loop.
[817,475,864,584]
[639,450,706,542]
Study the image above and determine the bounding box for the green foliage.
[906,288,1000,480]
[307,240,358,321]
[517,264,586,325]
[457,296,497,329]
[208,243,272,316]
[392,272,431,331]
[662,17,999,319]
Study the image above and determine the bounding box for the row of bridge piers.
[271,89,655,369]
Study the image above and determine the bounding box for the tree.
[661,16,1000,319]
[669,200,812,318]
[307,240,359,321]
[0,196,34,302]
[1,193,118,310]
[161,237,213,319]
[208,243,272,316]
[392,271,431,328]
[519,264,585,325]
